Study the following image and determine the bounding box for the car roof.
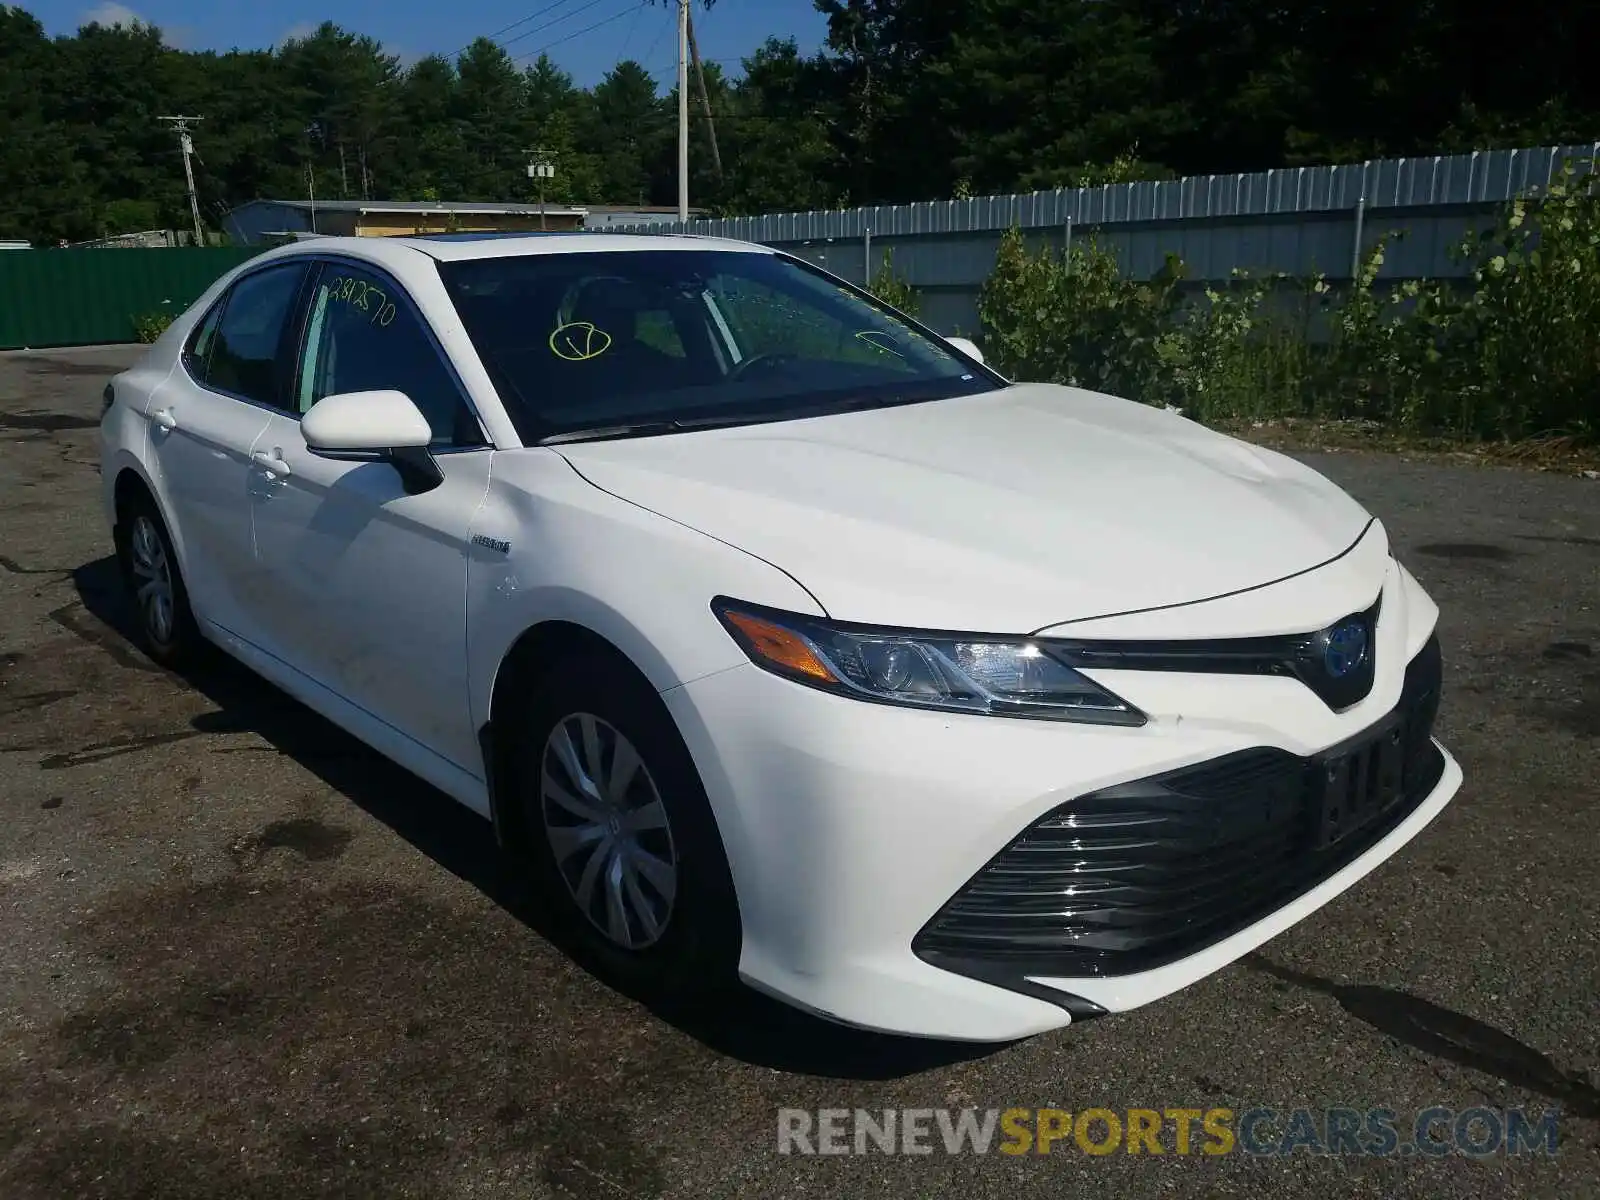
[265,231,775,265]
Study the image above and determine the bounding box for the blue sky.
[29,0,830,87]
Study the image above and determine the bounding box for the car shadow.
[1240,953,1600,1119]
[72,556,1009,1080]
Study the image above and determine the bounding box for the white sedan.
[99,233,1461,1041]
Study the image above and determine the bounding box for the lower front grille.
[913,635,1445,982]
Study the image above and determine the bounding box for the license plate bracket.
[1312,715,1407,849]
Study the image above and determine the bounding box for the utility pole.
[677,0,689,220]
[527,149,557,230]
[158,116,205,246]
[686,9,722,183]
[304,123,321,234]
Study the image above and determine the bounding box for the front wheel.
[512,654,741,998]
[115,492,200,669]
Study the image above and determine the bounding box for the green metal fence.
[0,247,261,350]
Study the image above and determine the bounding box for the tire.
[510,651,741,1000]
[115,490,200,670]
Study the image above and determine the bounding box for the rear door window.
[200,262,310,407]
[182,296,225,380]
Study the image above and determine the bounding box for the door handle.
[251,450,292,479]
[151,408,177,431]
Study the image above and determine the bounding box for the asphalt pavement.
[1,345,1597,1199]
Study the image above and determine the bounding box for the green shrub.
[1311,158,1600,440]
[1445,160,1600,439]
[867,249,920,317]
[978,227,1183,406]
[132,310,174,343]
[1164,270,1316,424]
[975,156,1600,443]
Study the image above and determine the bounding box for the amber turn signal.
[719,609,839,684]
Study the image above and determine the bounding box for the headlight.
[711,598,1146,726]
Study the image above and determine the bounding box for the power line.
[638,6,673,69]
[500,0,612,52]
[583,11,680,104]
[688,111,826,123]
[648,56,744,78]
[488,0,580,39]
[512,1,651,63]
[616,0,646,59]
[449,0,582,59]
[646,64,748,93]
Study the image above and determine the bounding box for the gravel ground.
[1,345,1597,1199]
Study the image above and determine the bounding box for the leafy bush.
[978,227,1184,405]
[1316,159,1600,439]
[1165,270,1317,424]
[132,310,174,343]
[1440,161,1600,439]
[867,250,920,316]
[977,157,1600,443]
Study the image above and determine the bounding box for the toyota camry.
[98,232,1461,1041]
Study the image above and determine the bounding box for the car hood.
[553,383,1374,632]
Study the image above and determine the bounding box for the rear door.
[143,259,311,642]
[243,258,493,771]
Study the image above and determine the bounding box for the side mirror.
[301,389,442,494]
[945,336,985,365]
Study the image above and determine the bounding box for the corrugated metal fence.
[5,142,1596,347]
[0,247,259,351]
[617,142,1600,334]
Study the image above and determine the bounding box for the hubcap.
[539,713,678,950]
[128,515,175,646]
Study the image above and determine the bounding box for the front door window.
[297,265,483,447]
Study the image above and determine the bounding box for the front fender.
[465,449,824,736]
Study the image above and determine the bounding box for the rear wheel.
[511,652,740,998]
[115,490,199,668]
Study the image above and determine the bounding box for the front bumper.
[662,561,1461,1041]
[915,636,1443,983]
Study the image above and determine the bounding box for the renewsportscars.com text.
[777,1106,1561,1158]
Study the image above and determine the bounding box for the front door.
[245,259,492,772]
[144,260,309,643]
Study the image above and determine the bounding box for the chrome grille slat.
[914,636,1445,979]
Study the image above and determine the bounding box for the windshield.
[435,248,1002,443]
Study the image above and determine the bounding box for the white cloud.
[82,2,142,27]
[279,21,316,46]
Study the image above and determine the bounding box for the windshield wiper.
[536,412,790,445]
[824,392,930,414]
[538,421,673,445]
[537,392,948,446]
